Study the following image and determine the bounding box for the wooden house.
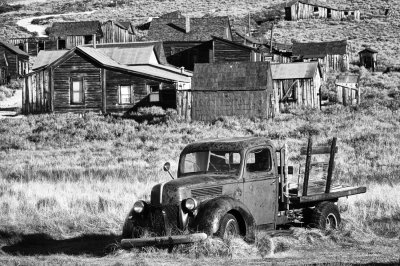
[292,40,349,74]
[284,0,360,21]
[335,74,360,106]
[147,16,233,70]
[22,42,192,116]
[192,61,274,121]
[47,21,103,50]
[270,62,322,112]
[0,39,29,85]
[9,37,57,56]
[359,48,378,72]
[100,21,136,44]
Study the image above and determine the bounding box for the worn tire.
[311,201,341,230]
[216,213,240,239]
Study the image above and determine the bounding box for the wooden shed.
[335,74,360,106]
[271,62,322,112]
[0,39,29,85]
[359,48,378,72]
[22,42,192,116]
[284,0,360,21]
[192,61,274,121]
[292,40,349,74]
[100,21,136,44]
[9,37,56,56]
[47,21,103,50]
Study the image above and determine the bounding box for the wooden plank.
[302,136,313,197]
[300,146,338,155]
[325,137,337,193]
[296,186,367,203]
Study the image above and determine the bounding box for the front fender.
[191,196,255,242]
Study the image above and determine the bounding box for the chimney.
[93,33,96,49]
[185,17,190,33]
[180,66,185,73]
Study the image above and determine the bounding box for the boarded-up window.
[148,84,161,102]
[71,79,84,104]
[119,85,132,104]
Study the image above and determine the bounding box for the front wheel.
[216,213,240,239]
[311,201,341,230]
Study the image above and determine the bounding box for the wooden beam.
[102,68,106,114]
[325,137,337,193]
[300,146,338,155]
[302,136,313,197]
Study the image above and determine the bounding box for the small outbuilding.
[358,48,378,72]
[0,39,29,84]
[191,61,274,121]
[271,62,322,112]
[335,74,360,106]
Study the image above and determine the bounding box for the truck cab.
[121,137,366,247]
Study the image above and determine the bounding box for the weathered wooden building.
[100,21,136,43]
[0,40,29,84]
[192,61,274,121]
[335,74,360,106]
[147,16,233,70]
[292,40,349,74]
[284,0,360,21]
[359,48,378,72]
[23,42,192,115]
[9,37,57,56]
[271,62,322,112]
[47,21,103,50]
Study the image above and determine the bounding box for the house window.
[84,35,93,44]
[148,84,161,102]
[70,79,84,104]
[314,6,318,12]
[119,85,133,104]
[38,40,45,51]
[344,11,349,15]
[58,39,66,50]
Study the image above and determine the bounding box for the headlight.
[133,201,146,214]
[184,198,198,212]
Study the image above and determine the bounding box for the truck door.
[242,146,277,227]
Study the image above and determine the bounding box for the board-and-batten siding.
[287,2,360,21]
[0,45,29,82]
[53,53,102,112]
[66,36,86,49]
[100,22,135,43]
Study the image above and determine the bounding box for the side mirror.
[163,162,170,172]
[163,162,174,180]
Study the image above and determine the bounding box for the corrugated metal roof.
[293,40,347,56]
[97,45,156,65]
[271,62,319,79]
[33,50,69,70]
[0,39,29,57]
[336,74,359,84]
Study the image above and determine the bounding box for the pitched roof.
[193,61,271,91]
[33,50,69,70]
[0,39,29,57]
[284,0,355,11]
[48,21,103,38]
[147,17,231,42]
[336,74,359,84]
[160,10,183,18]
[212,36,256,51]
[271,62,320,79]
[358,47,378,54]
[292,40,347,56]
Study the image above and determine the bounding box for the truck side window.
[246,148,272,172]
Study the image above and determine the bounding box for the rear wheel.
[217,213,240,239]
[311,201,341,230]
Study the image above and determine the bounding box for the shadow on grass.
[1,231,121,257]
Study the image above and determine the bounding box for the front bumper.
[120,233,207,248]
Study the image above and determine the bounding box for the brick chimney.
[185,16,190,33]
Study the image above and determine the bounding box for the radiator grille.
[150,205,179,236]
[191,186,223,198]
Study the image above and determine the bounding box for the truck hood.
[151,174,238,205]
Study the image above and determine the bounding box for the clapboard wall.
[285,2,360,21]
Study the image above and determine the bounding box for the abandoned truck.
[121,137,366,247]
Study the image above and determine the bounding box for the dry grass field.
[1,0,400,265]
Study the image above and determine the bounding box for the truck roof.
[182,137,273,153]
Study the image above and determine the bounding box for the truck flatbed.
[290,186,367,204]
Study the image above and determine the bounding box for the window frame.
[118,85,133,105]
[70,78,84,105]
[148,83,161,102]
[244,146,274,179]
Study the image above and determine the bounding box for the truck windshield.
[180,151,241,176]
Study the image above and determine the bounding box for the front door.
[242,146,277,227]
